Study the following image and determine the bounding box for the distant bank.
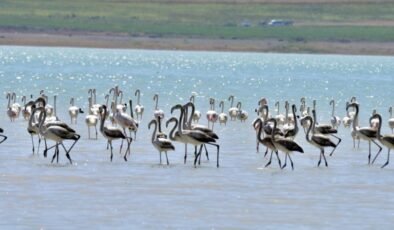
[1,30,394,56]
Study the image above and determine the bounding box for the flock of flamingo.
[2,87,394,170]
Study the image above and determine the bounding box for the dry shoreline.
[1,30,394,56]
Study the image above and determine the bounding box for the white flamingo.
[190,95,201,123]
[389,107,394,133]
[69,97,84,124]
[274,101,285,126]
[206,98,218,129]
[342,102,353,128]
[134,89,144,121]
[21,95,33,121]
[236,102,248,122]
[218,101,228,125]
[329,99,341,129]
[85,97,99,139]
[228,95,238,121]
[153,94,164,120]
[6,92,18,122]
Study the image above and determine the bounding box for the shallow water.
[0,46,394,229]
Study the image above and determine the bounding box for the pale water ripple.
[0,46,394,229]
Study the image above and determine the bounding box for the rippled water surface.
[0,46,394,229]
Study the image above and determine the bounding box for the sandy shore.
[1,30,394,56]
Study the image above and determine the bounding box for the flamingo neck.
[305,117,313,143]
[150,120,157,143]
[168,119,178,141]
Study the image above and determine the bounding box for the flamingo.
[206,98,218,129]
[0,127,7,144]
[98,105,132,162]
[218,101,228,125]
[166,116,190,164]
[27,103,41,154]
[116,90,127,112]
[69,97,84,124]
[347,102,382,164]
[171,104,220,167]
[236,102,248,122]
[301,114,336,167]
[282,101,294,134]
[148,118,175,165]
[274,101,285,126]
[283,104,299,140]
[228,95,238,121]
[88,89,101,115]
[36,107,80,164]
[253,118,281,168]
[113,96,138,152]
[11,92,21,118]
[312,109,341,156]
[134,89,144,121]
[389,107,394,133]
[21,95,33,120]
[269,118,304,170]
[299,97,307,117]
[6,92,18,122]
[153,94,164,120]
[189,95,201,123]
[85,97,99,140]
[370,113,394,168]
[330,99,341,129]
[342,102,353,128]
[184,102,219,162]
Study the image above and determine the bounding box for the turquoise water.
[0,46,393,229]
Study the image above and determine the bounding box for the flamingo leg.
[275,151,282,168]
[204,144,209,161]
[322,149,328,167]
[60,143,73,164]
[318,150,322,167]
[264,147,268,157]
[0,135,7,144]
[281,154,287,169]
[205,142,220,168]
[109,141,114,162]
[184,144,187,164]
[51,144,58,163]
[371,140,383,164]
[165,151,169,165]
[381,149,390,168]
[194,145,204,167]
[264,150,273,167]
[46,144,58,159]
[30,134,35,154]
[288,154,294,170]
[95,125,98,140]
[329,134,341,156]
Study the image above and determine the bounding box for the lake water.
[0,46,393,229]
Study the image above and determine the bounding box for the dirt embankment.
[1,30,394,56]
